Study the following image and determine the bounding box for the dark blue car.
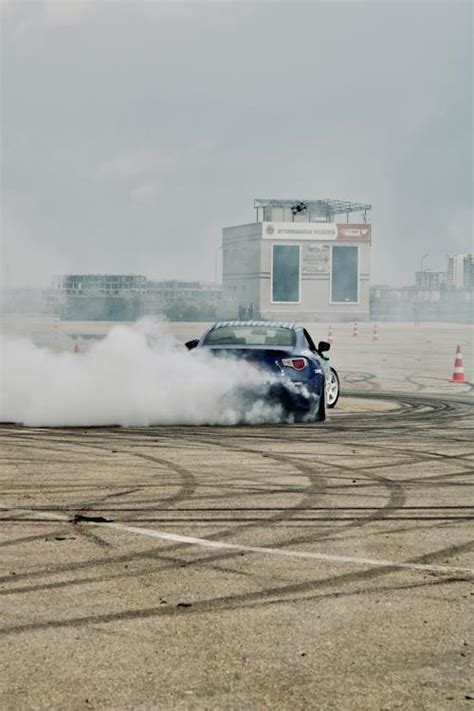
[185,321,340,422]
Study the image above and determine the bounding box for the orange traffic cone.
[73,341,80,354]
[450,345,467,383]
[372,323,379,342]
[352,322,358,338]
[327,324,333,344]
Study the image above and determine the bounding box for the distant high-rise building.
[447,254,468,288]
[463,254,474,289]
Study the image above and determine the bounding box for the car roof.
[212,320,299,330]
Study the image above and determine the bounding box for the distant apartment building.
[46,274,221,321]
[371,253,474,323]
[370,284,473,323]
[463,254,474,289]
[50,274,147,321]
[447,254,472,289]
[415,270,446,290]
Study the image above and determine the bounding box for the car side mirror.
[185,339,199,350]
[318,341,331,353]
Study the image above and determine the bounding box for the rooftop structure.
[254,198,372,223]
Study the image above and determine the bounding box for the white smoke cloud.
[0,320,286,427]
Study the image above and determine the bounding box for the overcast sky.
[1,0,472,287]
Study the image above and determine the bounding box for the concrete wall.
[222,223,262,317]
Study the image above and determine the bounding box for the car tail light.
[281,357,307,371]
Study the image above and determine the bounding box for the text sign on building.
[262,222,371,241]
[302,244,330,275]
[262,222,338,240]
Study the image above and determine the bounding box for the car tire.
[318,386,326,422]
[326,367,340,409]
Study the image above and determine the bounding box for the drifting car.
[185,321,340,422]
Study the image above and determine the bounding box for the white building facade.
[447,254,473,289]
[222,198,372,322]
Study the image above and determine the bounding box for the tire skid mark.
[1,433,199,549]
[0,530,71,548]
[0,390,472,600]
[0,548,249,598]
[0,434,329,585]
[342,372,380,391]
[0,539,472,637]
[0,390,468,444]
[0,408,464,552]
[183,434,407,544]
[4,515,471,524]
[6,431,328,535]
[2,434,198,511]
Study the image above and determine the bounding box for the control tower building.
[222,198,372,322]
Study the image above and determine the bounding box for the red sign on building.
[336,224,371,242]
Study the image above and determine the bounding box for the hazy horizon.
[1,0,472,289]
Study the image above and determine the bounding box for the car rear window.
[204,326,295,347]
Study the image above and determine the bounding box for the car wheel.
[318,387,326,421]
[326,367,340,409]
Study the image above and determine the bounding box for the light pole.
[420,253,430,272]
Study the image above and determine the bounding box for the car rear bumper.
[268,380,321,413]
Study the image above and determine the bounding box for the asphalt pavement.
[0,321,473,709]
